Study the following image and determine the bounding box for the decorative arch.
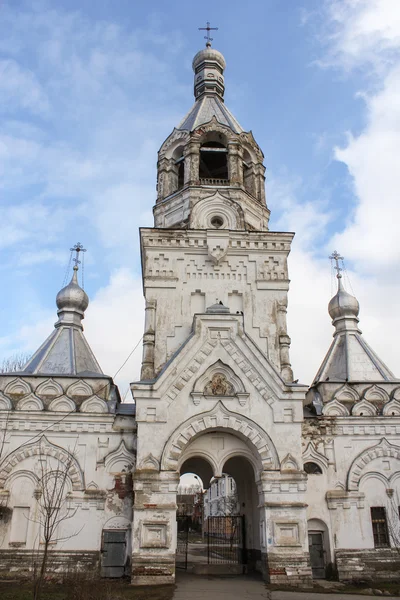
[281,453,300,472]
[190,192,245,230]
[322,399,350,417]
[362,384,389,404]
[302,442,328,472]
[35,378,63,398]
[137,453,159,472]
[4,378,31,397]
[80,395,108,414]
[0,435,85,491]
[161,401,279,472]
[16,393,44,411]
[0,391,12,411]
[104,441,135,473]
[66,380,93,399]
[351,399,377,417]
[103,516,131,530]
[347,438,400,491]
[333,384,359,404]
[48,396,76,413]
[383,399,400,416]
[392,387,400,401]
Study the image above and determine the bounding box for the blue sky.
[1,0,400,397]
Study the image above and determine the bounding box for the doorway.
[308,532,325,579]
[101,529,129,578]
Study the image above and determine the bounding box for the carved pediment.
[36,378,63,398]
[105,441,135,473]
[16,393,44,411]
[4,378,31,397]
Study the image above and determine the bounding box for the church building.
[0,38,399,587]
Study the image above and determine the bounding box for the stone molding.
[326,489,365,510]
[302,442,328,472]
[347,437,400,491]
[161,401,279,472]
[0,435,85,491]
[104,440,136,473]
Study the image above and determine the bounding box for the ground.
[0,579,175,600]
[2,574,400,600]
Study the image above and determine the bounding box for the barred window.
[370,507,390,548]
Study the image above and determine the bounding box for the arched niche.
[347,438,400,491]
[0,436,85,491]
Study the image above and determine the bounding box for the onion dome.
[328,277,359,321]
[192,46,226,72]
[21,246,104,376]
[56,266,89,315]
[192,43,226,100]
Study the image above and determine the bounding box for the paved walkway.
[172,573,400,600]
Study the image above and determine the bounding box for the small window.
[371,507,390,548]
[304,462,323,475]
[210,215,224,228]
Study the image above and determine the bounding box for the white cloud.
[83,268,144,397]
[0,59,49,115]
[283,0,400,383]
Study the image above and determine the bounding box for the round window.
[210,216,224,229]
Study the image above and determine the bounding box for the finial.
[198,21,218,47]
[70,242,86,271]
[329,250,344,289]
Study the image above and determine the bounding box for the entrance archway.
[175,430,263,574]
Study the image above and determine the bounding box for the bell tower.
[132,36,310,588]
[139,40,294,383]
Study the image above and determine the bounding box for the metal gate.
[176,515,246,569]
[206,515,245,565]
[176,516,189,569]
[101,529,128,578]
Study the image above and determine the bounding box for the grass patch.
[0,580,175,600]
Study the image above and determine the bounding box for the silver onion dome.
[192,46,226,72]
[56,266,89,314]
[328,277,359,321]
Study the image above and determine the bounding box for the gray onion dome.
[192,46,226,72]
[56,267,89,314]
[328,278,359,320]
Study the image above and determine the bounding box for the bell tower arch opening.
[199,141,229,182]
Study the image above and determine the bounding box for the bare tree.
[31,439,81,600]
[0,352,31,373]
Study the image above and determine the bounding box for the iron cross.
[329,250,343,278]
[199,21,218,46]
[70,242,86,267]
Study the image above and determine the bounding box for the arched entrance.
[175,430,263,574]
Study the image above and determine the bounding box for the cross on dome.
[329,250,344,280]
[70,241,86,269]
[198,21,218,47]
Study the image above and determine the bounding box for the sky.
[1,0,400,400]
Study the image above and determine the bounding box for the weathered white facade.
[0,41,400,586]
